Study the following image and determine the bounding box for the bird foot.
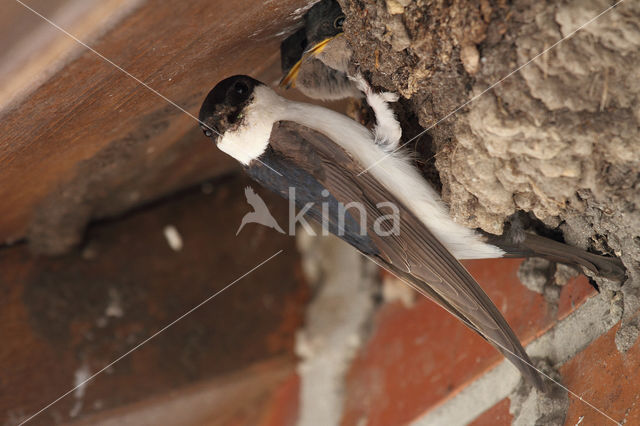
[350,74,402,149]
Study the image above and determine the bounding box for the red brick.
[561,324,640,426]
[0,176,307,425]
[68,358,296,426]
[258,373,300,426]
[469,398,512,426]
[342,258,595,426]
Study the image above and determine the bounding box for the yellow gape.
[279,33,343,89]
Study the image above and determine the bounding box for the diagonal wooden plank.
[0,0,313,247]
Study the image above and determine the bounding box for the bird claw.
[380,92,400,103]
[349,74,371,95]
[349,74,402,149]
[350,74,399,103]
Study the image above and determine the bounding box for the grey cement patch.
[295,230,378,426]
[518,258,552,294]
[509,360,569,426]
[411,291,622,426]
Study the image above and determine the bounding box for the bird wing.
[265,121,545,390]
[244,146,379,255]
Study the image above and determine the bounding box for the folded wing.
[264,121,545,390]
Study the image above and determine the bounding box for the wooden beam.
[0,0,312,247]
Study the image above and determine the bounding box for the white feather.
[217,93,277,165]
[224,86,505,259]
[351,75,402,150]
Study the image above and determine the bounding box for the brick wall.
[246,254,634,425]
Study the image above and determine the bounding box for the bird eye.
[234,82,249,95]
[201,125,213,137]
[334,15,345,29]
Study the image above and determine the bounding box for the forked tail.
[492,232,626,282]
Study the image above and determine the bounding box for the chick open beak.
[279,33,343,89]
[279,57,303,89]
[304,33,340,56]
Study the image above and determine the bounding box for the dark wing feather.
[245,146,378,255]
[267,121,546,390]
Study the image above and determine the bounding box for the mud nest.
[340,0,640,350]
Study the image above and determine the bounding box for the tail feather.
[493,233,626,281]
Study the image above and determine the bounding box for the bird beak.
[304,33,342,56]
[279,33,343,89]
[279,58,303,89]
[200,122,221,142]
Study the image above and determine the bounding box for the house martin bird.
[279,0,358,100]
[199,75,625,390]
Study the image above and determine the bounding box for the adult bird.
[199,75,625,391]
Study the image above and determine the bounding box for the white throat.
[217,86,288,165]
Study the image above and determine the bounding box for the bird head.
[198,75,264,142]
[199,75,285,165]
[305,0,345,46]
[279,0,345,89]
